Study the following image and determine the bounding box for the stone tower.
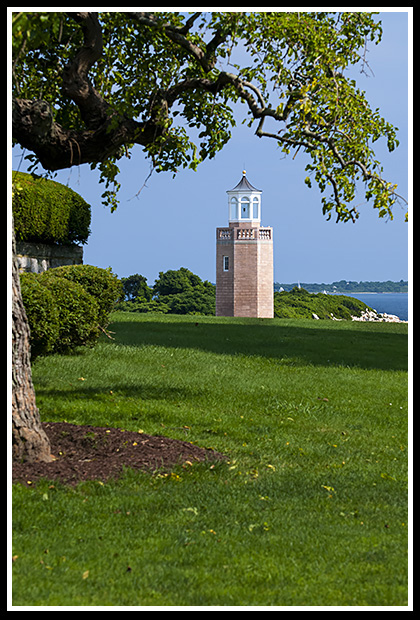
[216,171,273,318]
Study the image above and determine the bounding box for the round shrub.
[39,272,100,352]
[41,264,123,329]
[19,272,60,359]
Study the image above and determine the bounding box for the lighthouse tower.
[216,171,274,318]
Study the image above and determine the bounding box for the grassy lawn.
[12,313,409,607]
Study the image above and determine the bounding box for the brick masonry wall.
[216,234,234,316]
[216,226,273,318]
[233,240,259,317]
[257,237,274,318]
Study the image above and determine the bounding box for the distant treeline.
[274,280,408,293]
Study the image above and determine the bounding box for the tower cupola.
[226,170,262,225]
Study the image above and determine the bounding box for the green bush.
[273,287,372,320]
[38,273,99,352]
[117,299,170,314]
[19,272,60,359]
[12,171,91,245]
[161,290,215,315]
[20,264,123,356]
[41,264,123,329]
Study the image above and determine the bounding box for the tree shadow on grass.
[109,317,408,372]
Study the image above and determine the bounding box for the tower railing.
[236,228,255,239]
[259,228,272,240]
[217,227,271,240]
[217,228,233,240]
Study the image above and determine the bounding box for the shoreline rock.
[351,308,407,323]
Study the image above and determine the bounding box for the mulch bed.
[12,421,226,487]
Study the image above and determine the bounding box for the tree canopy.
[12,11,405,221]
[121,273,153,302]
[118,268,216,316]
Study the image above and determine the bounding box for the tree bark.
[12,221,52,463]
[12,98,156,172]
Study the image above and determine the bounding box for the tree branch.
[12,12,168,171]
[12,97,164,171]
[12,11,404,221]
[178,12,202,35]
[63,12,109,128]
[125,12,230,73]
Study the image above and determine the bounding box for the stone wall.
[16,241,83,274]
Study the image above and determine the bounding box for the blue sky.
[12,10,411,286]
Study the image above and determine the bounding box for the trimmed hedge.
[12,171,91,245]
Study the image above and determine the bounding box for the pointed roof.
[228,170,262,193]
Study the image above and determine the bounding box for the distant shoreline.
[274,282,408,294]
[274,289,409,295]
[331,291,408,295]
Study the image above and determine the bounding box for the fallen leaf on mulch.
[12,421,226,487]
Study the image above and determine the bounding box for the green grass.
[12,313,409,607]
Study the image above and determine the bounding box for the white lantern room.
[226,171,262,225]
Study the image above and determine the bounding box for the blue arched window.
[252,197,259,219]
[241,198,250,219]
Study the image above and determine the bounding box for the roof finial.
[242,169,246,176]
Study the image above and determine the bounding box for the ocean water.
[338,293,409,321]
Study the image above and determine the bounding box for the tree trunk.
[12,221,52,463]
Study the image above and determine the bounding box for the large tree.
[11,11,405,461]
